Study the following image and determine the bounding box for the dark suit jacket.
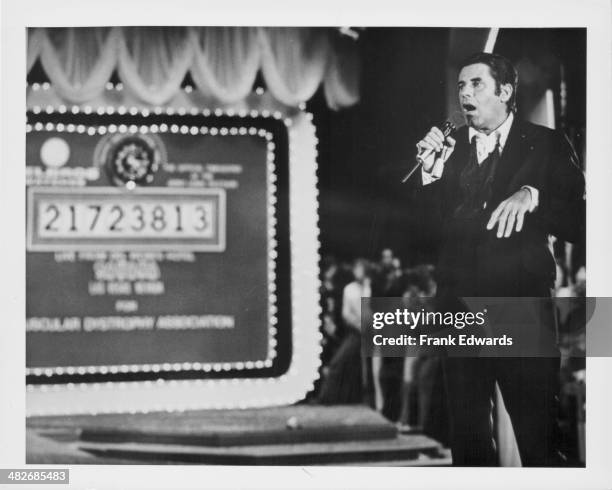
[417,118,585,298]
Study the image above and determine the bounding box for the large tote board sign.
[26,105,321,415]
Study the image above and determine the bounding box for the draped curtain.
[190,27,260,104]
[259,28,330,106]
[39,27,118,103]
[118,27,193,107]
[324,33,361,110]
[27,27,360,109]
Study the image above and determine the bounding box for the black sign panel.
[26,113,292,384]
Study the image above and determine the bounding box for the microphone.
[401,112,464,183]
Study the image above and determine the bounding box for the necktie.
[480,135,501,209]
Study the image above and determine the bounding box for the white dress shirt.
[342,280,371,331]
[422,112,538,211]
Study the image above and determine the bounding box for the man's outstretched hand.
[486,188,533,238]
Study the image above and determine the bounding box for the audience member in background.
[397,267,449,444]
[319,313,342,376]
[374,249,405,416]
[380,248,394,271]
[556,265,586,463]
[320,256,343,334]
[377,268,422,422]
[310,256,346,401]
[318,259,382,407]
[559,266,586,374]
[376,248,402,296]
[573,266,586,297]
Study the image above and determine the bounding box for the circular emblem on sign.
[94,133,166,187]
[40,137,70,168]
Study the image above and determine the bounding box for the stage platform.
[27,405,451,466]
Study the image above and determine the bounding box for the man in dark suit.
[415,52,585,466]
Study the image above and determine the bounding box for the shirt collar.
[468,111,514,153]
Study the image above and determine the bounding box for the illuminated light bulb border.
[26,121,279,376]
[27,105,302,123]
[267,138,278,362]
[26,367,320,415]
[287,115,323,391]
[25,110,321,415]
[28,82,51,92]
[29,81,304,116]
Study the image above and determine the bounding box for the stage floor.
[27,404,451,466]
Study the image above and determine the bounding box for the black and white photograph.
[1,0,612,488]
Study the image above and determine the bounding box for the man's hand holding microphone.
[417,125,456,181]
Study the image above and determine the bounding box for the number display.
[39,201,212,237]
[27,188,226,251]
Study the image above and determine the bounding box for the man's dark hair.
[459,52,519,113]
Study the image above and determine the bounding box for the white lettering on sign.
[26,317,82,332]
[115,300,138,312]
[156,315,235,330]
[83,316,156,331]
[93,260,160,281]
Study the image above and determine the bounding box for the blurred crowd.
[308,247,586,462]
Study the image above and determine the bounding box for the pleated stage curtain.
[258,28,330,106]
[38,27,118,103]
[27,27,360,110]
[324,33,361,110]
[190,27,261,104]
[117,27,194,106]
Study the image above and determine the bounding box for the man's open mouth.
[462,103,476,112]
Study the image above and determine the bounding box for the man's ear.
[499,83,513,104]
